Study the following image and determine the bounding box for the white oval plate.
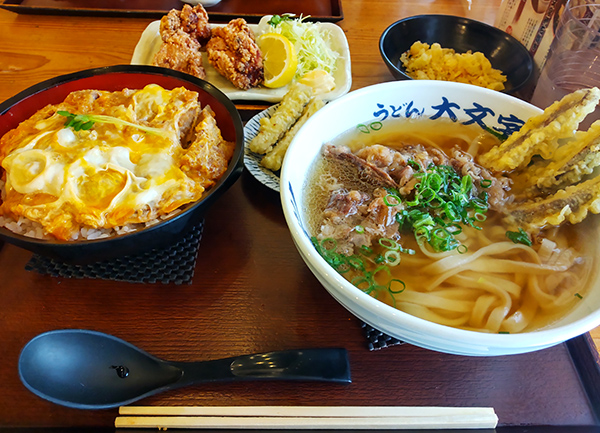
[243,105,280,191]
[181,0,222,6]
[131,16,352,103]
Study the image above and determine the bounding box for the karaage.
[160,4,211,46]
[153,31,206,79]
[206,18,264,90]
[153,4,211,79]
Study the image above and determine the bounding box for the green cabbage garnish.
[266,15,340,79]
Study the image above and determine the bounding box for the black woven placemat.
[25,220,204,285]
[361,321,406,351]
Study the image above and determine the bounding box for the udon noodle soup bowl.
[280,80,600,356]
[0,65,244,264]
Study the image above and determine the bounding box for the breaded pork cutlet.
[206,18,264,90]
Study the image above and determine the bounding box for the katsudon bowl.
[0,65,244,264]
[280,80,600,356]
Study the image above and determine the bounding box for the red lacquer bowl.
[0,65,244,263]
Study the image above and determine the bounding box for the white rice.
[0,177,186,241]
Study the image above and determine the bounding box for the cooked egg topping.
[0,84,235,241]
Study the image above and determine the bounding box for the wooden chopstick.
[115,406,498,429]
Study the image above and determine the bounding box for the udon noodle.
[305,118,592,333]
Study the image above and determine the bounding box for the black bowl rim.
[378,14,534,94]
[0,64,244,248]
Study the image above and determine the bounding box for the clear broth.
[305,118,592,333]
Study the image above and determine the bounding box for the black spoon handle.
[170,348,351,387]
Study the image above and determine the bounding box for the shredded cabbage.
[266,15,340,79]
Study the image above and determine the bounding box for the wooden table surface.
[0,1,599,431]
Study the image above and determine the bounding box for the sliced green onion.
[414,226,429,239]
[352,276,373,294]
[384,194,401,207]
[427,172,444,191]
[474,212,487,222]
[506,228,532,246]
[446,223,462,234]
[347,256,365,271]
[320,238,337,251]
[407,159,420,169]
[443,202,460,221]
[419,187,437,203]
[471,197,488,212]
[360,245,373,255]
[461,175,473,194]
[312,155,494,294]
[371,265,391,279]
[432,227,450,240]
[384,250,401,266]
[389,279,406,294]
[336,263,352,274]
[379,238,400,250]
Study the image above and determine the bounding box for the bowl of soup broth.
[280,80,600,356]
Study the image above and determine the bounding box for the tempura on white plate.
[248,82,327,171]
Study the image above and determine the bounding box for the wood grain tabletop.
[0,0,599,431]
[3,0,597,352]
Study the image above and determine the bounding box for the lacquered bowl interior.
[0,65,244,264]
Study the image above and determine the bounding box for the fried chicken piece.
[160,4,211,46]
[153,31,206,79]
[154,5,210,79]
[206,18,264,90]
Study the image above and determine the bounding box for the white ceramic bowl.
[280,80,600,356]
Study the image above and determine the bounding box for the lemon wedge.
[258,33,298,88]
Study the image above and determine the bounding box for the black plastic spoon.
[18,329,351,410]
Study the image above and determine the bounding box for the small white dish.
[131,16,352,103]
[243,105,281,192]
[181,0,222,6]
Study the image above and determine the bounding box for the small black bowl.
[0,65,244,264]
[379,15,534,95]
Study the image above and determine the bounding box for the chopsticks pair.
[115,406,498,429]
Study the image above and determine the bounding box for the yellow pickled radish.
[258,33,298,88]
